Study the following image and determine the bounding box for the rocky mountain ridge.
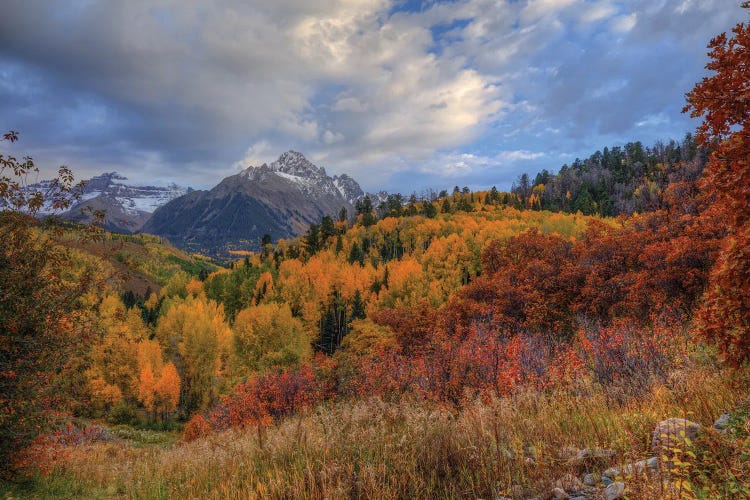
[143,151,372,258]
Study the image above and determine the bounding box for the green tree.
[350,289,366,321]
[355,195,376,226]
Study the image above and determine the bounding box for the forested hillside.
[510,134,705,216]
[2,18,750,500]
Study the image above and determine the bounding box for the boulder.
[582,473,598,486]
[602,467,620,479]
[605,481,625,500]
[550,487,568,499]
[651,418,701,455]
[573,447,616,463]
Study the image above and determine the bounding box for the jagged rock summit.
[143,151,367,258]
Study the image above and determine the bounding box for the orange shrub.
[182,414,212,443]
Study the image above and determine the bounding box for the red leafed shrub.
[182,414,212,443]
[684,22,750,366]
[13,422,116,476]
[210,365,325,431]
[577,315,687,391]
[697,226,750,366]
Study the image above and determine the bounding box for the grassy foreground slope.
[2,362,747,499]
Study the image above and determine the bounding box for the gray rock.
[714,411,730,432]
[600,475,613,486]
[651,418,701,454]
[602,467,620,479]
[582,473,598,486]
[605,481,625,500]
[551,487,569,499]
[509,484,523,497]
[622,456,659,476]
[559,445,581,460]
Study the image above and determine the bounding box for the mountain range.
[27,152,380,258]
[143,151,371,257]
[29,172,190,233]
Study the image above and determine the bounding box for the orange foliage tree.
[685,22,750,366]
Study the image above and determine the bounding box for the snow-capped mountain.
[144,151,368,257]
[82,172,190,215]
[333,174,366,205]
[28,172,190,232]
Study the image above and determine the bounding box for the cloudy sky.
[0,0,742,192]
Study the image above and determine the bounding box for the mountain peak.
[271,151,326,178]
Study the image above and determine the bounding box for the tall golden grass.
[10,360,747,499]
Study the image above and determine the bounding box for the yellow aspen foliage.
[99,294,126,324]
[137,340,164,378]
[88,377,123,407]
[339,319,396,356]
[232,302,309,376]
[422,233,471,285]
[254,271,274,299]
[387,257,423,292]
[185,278,205,298]
[135,339,181,420]
[87,294,141,412]
[145,291,160,310]
[161,270,190,299]
[125,306,149,341]
[155,296,231,412]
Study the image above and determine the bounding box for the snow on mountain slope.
[23,172,189,232]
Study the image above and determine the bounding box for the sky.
[0,0,743,193]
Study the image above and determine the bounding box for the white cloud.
[322,129,344,144]
[233,141,274,170]
[611,13,637,33]
[580,2,616,23]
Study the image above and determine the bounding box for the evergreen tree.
[335,234,344,255]
[441,198,451,213]
[338,206,348,223]
[422,201,438,218]
[355,195,376,226]
[350,290,366,320]
[304,224,321,254]
[348,242,363,265]
[318,289,348,355]
[320,215,336,243]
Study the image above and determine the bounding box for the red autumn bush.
[210,364,325,431]
[182,414,212,443]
